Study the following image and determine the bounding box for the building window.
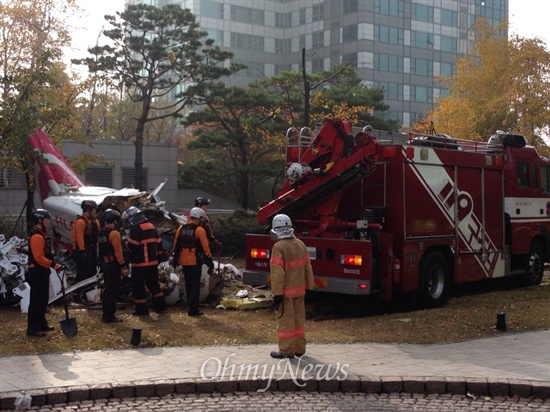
[85,167,113,188]
[206,29,224,46]
[343,0,358,15]
[0,168,26,189]
[412,32,434,49]
[299,8,306,24]
[275,38,291,54]
[480,0,507,28]
[122,167,147,190]
[411,58,433,76]
[275,64,292,74]
[231,33,265,52]
[230,5,265,25]
[374,0,403,17]
[412,4,433,23]
[312,31,324,49]
[311,58,324,73]
[299,34,306,49]
[441,36,457,53]
[441,9,458,27]
[233,60,265,78]
[312,4,324,22]
[375,25,404,45]
[201,1,224,19]
[440,62,455,77]
[410,112,425,124]
[383,110,403,124]
[374,53,403,73]
[342,25,358,43]
[411,86,433,103]
[342,52,358,68]
[275,12,292,28]
[374,81,403,101]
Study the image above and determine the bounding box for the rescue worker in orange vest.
[98,209,128,323]
[194,197,218,269]
[27,209,63,337]
[172,207,213,317]
[269,214,314,358]
[72,200,100,285]
[122,206,167,316]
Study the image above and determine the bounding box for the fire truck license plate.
[307,247,316,260]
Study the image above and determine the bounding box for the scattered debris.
[236,289,249,298]
[0,235,28,306]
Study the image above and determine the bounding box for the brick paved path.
[11,392,550,412]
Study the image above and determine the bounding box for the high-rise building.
[125,0,508,127]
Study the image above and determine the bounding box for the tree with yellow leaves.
[0,0,79,230]
[419,19,550,150]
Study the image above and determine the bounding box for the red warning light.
[340,254,363,266]
[251,248,270,259]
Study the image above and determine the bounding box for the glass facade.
[125,0,509,128]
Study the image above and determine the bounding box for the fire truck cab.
[244,119,550,307]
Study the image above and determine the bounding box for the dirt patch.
[0,267,548,356]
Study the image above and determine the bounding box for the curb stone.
[1,377,549,410]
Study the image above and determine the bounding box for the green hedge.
[210,209,266,257]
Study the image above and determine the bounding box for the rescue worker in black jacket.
[122,206,167,316]
[98,209,128,323]
[27,209,63,337]
[72,200,100,285]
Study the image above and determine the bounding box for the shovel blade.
[60,318,78,338]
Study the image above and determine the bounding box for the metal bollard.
[496,312,506,331]
[130,327,142,346]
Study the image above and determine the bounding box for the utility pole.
[301,48,310,127]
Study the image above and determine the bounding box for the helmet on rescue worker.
[103,209,121,227]
[270,214,295,240]
[122,206,147,226]
[189,207,206,220]
[195,197,210,207]
[32,209,52,225]
[81,200,98,213]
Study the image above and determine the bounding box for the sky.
[64,0,550,75]
[507,0,550,43]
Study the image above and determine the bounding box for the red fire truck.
[243,118,550,307]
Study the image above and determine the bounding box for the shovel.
[55,269,78,338]
[216,242,223,274]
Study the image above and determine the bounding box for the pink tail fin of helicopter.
[29,129,84,201]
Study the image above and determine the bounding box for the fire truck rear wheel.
[523,243,544,286]
[418,251,450,308]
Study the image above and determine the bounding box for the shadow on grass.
[305,274,549,320]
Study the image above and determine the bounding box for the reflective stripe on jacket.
[127,221,162,267]
[270,237,314,297]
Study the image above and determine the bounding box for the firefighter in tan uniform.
[269,214,314,358]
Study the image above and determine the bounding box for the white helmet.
[189,207,206,220]
[270,214,295,240]
[286,163,312,184]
